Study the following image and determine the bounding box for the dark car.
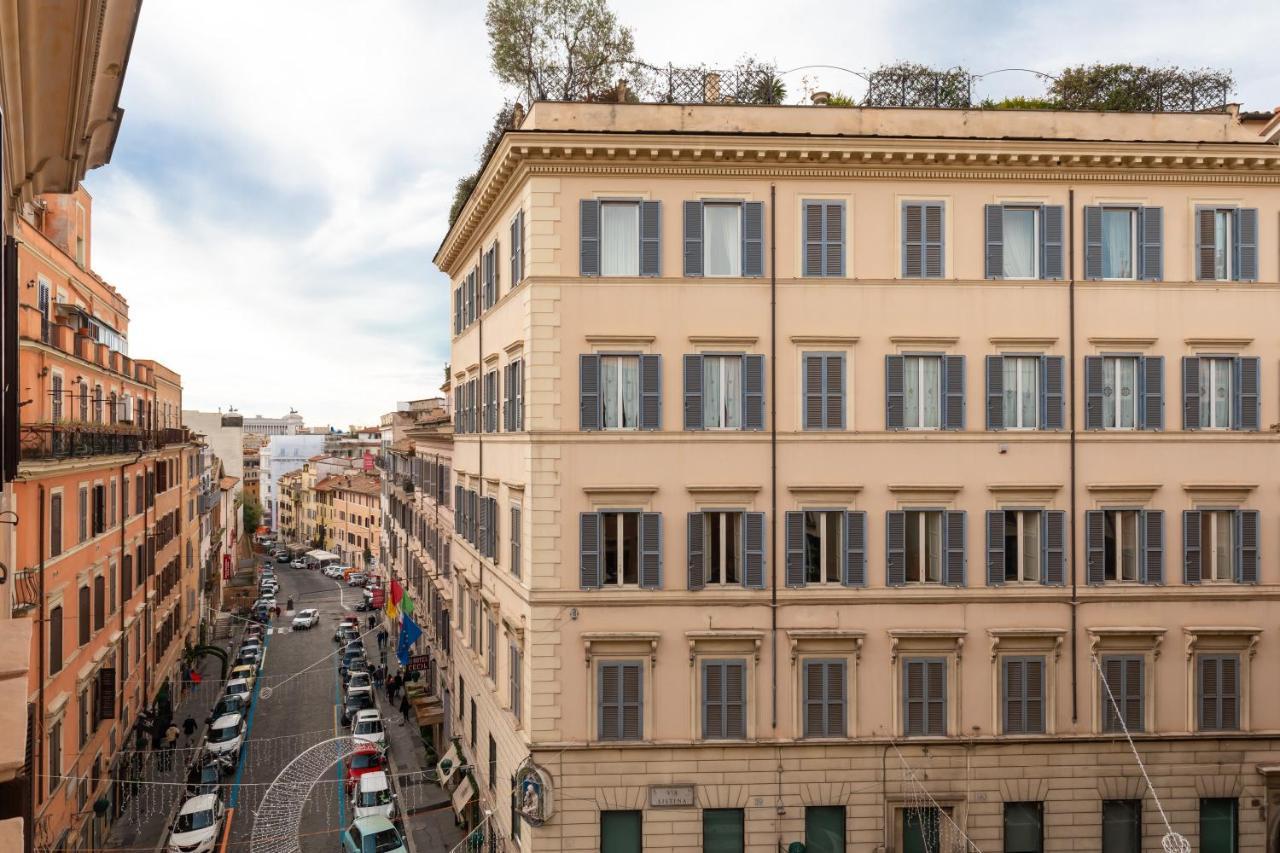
[344,640,366,656]
[339,650,367,679]
[186,757,224,794]
[206,694,247,725]
[341,690,376,726]
[276,554,289,563]
[354,599,376,612]
[342,659,371,687]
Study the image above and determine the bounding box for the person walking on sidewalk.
[376,628,387,650]
[181,717,197,749]
[161,723,180,771]
[398,690,411,725]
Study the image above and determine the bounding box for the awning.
[451,774,476,821]
[436,743,462,788]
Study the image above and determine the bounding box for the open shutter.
[803,355,823,430]
[742,201,764,277]
[1041,205,1064,279]
[1085,510,1106,585]
[687,512,705,591]
[784,511,805,588]
[803,202,823,276]
[683,354,703,430]
[1196,207,1216,280]
[986,511,1005,587]
[742,354,765,431]
[743,512,765,589]
[510,210,523,284]
[579,355,600,431]
[639,512,662,589]
[515,360,524,429]
[943,511,966,586]
[923,203,944,278]
[639,354,662,430]
[1043,510,1066,586]
[1084,356,1104,430]
[824,354,845,429]
[639,201,661,277]
[843,511,866,587]
[1183,510,1202,584]
[1236,509,1259,584]
[902,203,923,277]
[1138,207,1163,280]
[1041,355,1065,430]
[1182,356,1201,430]
[886,511,906,586]
[885,355,905,430]
[942,355,965,430]
[1141,356,1163,430]
[1083,206,1103,280]
[502,364,513,432]
[984,204,1003,279]
[1235,356,1260,432]
[453,287,461,334]
[985,355,1004,430]
[580,513,601,589]
[580,200,600,276]
[1141,510,1164,585]
[511,505,521,577]
[1235,208,1258,281]
[683,201,704,276]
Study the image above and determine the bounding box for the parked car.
[185,757,223,796]
[228,665,256,691]
[206,694,247,726]
[340,816,406,853]
[351,709,385,747]
[346,573,368,587]
[341,688,375,726]
[344,639,366,656]
[276,554,290,563]
[344,743,386,794]
[167,794,225,853]
[344,672,372,697]
[290,559,305,569]
[203,713,245,758]
[342,659,371,688]
[350,771,397,822]
[339,650,366,679]
[292,608,320,629]
[223,679,251,702]
[354,598,376,612]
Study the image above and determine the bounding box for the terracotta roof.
[219,476,239,489]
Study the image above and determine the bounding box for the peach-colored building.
[315,472,382,571]
[433,100,1280,852]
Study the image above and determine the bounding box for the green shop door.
[601,810,642,853]
[805,806,846,853]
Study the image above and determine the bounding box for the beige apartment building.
[433,100,1280,853]
[315,472,382,570]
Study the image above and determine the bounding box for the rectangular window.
[509,641,523,722]
[488,734,496,790]
[703,203,742,277]
[49,606,63,674]
[802,659,846,738]
[702,355,742,429]
[1003,802,1044,853]
[905,510,943,584]
[903,658,947,736]
[1003,656,1046,735]
[600,511,640,586]
[701,659,747,740]
[1103,510,1141,582]
[902,355,941,429]
[1002,510,1041,582]
[597,661,643,741]
[703,511,741,585]
[702,808,745,853]
[901,201,944,279]
[1102,800,1142,853]
[804,805,845,853]
[48,721,61,797]
[601,355,640,430]
[1102,208,1136,279]
[1002,207,1039,279]
[802,510,843,584]
[1199,510,1235,581]
[802,201,844,277]
[1200,798,1237,853]
[78,487,88,542]
[1197,654,1240,732]
[78,586,91,646]
[601,202,639,276]
[1102,357,1139,429]
[802,353,845,431]
[93,576,105,632]
[50,493,63,557]
[1199,358,1233,429]
[1100,655,1144,733]
[1002,356,1040,429]
[600,811,642,853]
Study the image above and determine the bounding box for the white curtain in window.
[1002,359,1018,427]
[904,357,921,427]
[703,205,741,277]
[601,203,639,276]
[602,358,619,427]
[1103,357,1136,428]
[1213,210,1230,280]
[620,357,639,427]
[1200,359,1230,428]
[702,357,722,427]
[722,357,741,428]
[1019,358,1038,427]
[921,358,940,428]
[1102,209,1133,279]
[1002,208,1036,278]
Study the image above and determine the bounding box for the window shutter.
[1041,355,1065,430]
[986,511,1006,587]
[825,661,846,737]
[886,511,907,587]
[580,200,601,276]
[741,201,764,277]
[843,511,866,587]
[639,201,661,277]
[453,287,461,335]
[742,354,764,431]
[802,355,822,429]
[942,355,965,430]
[454,486,462,532]
[510,211,523,285]
[683,201,704,276]
[784,511,805,588]
[1199,655,1220,731]
[1182,356,1201,430]
[943,511,966,586]
[639,354,662,431]
[1141,356,1163,431]
[478,496,489,556]
[579,354,600,431]
[1235,356,1260,432]
[639,512,662,589]
[901,202,923,278]
[803,661,824,737]
[597,663,618,739]
[702,661,723,738]
[903,660,924,736]
[743,512,765,589]
[1041,205,1064,280]
[1124,658,1143,732]
[725,661,746,738]
[985,355,1004,430]
[1236,509,1259,584]
[1219,656,1239,730]
[1084,356,1104,430]
[1138,207,1163,281]
[1235,208,1258,281]
[1083,206,1103,280]
[926,660,947,735]
[1085,510,1106,585]
[803,202,823,276]
[1183,510,1202,584]
[686,512,705,591]
[1195,207,1216,280]
[683,354,704,430]
[1025,657,1044,733]
[824,202,844,276]
[502,364,513,432]
[1141,510,1164,585]
[825,353,845,429]
[1003,657,1024,734]
[884,355,905,430]
[923,203,944,278]
[1043,510,1066,586]
[984,204,1003,279]
[511,505,521,578]
[580,513,601,589]
[514,359,524,430]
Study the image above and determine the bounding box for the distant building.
[260,434,326,533]
[183,409,245,540]
[242,410,304,436]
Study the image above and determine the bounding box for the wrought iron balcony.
[20,422,157,461]
[10,567,38,617]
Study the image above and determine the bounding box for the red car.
[344,743,385,793]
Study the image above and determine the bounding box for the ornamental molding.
[987,628,1067,661]
[1087,626,1166,658]
[1182,626,1262,660]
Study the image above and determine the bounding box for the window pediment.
[786,629,865,661]
[1088,627,1165,657]
[988,628,1066,660]
[1183,626,1261,659]
[686,630,764,662]
[889,628,966,661]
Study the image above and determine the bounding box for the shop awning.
[451,774,477,821]
[436,743,462,788]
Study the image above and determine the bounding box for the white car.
[291,560,306,569]
[344,672,372,697]
[223,679,251,701]
[350,770,396,821]
[204,713,244,757]
[292,608,320,629]
[351,709,385,747]
[168,793,225,853]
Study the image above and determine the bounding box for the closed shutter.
[639,201,661,277]
[984,204,1004,279]
[1041,355,1065,430]
[885,355,905,430]
[1085,510,1105,585]
[985,355,1004,430]
[1198,655,1241,731]
[598,662,641,740]
[843,511,866,587]
[502,364,512,432]
[904,659,947,736]
[510,210,523,285]
[579,354,600,431]
[941,355,965,430]
[1084,356,1104,430]
[742,354,765,431]
[683,201,704,276]
[1235,356,1260,432]
[742,201,764,277]
[639,512,662,589]
[1041,205,1064,280]
[489,497,500,561]
[453,287,461,334]
[639,354,662,430]
[454,486,462,533]
[902,202,924,277]
[702,660,746,739]
[1043,510,1066,586]
[580,513,601,589]
[683,355,704,431]
[478,496,489,556]
[743,512,765,589]
[703,661,723,738]
[803,201,845,277]
[1182,356,1201,430]
[943,511,966,586]
[1196,207,1217,280]
[687,512,705,591]
[803,660,845,738]
[580,200,601,276]
[1236,208,1258,282]
[1183,509,1202,584]
[1102,657,1144,733]
[1083,206,1103,280]
[1004,657,1044,735]
[985,511,1005,587]
[823,354,844,429]
[1141,510,1164,585]
[886,510,907,587]
[1236,509,1259,584]
[785,511,805,588]
[1141,356,1164,430]
[1138,207,1163,281]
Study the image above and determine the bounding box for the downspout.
[477,246,484,593]
[769,183,778,730]
[117,454,139,727]
[142,464,152,707]
[36,485,45,836]
[1068,188,1079,723]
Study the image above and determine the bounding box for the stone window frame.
[787,629,864,740]
[1182,626,1259,734]
[582,632,658,745]
[889,629,966,738]
[1087,627,1165,735]
[686,630,763,742]
[987,629,1065,737]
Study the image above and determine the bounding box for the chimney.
[511,102,526,128]
[615,79,629,103]
[703,72,721,103]
[811,91,831,106]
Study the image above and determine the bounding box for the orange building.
[315,473,382,572]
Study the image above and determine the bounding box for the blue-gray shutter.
[943,511,966,586]
[1083,206,1103,280]
[579,354,600,431]
[824,202,845,276]
[1003,657,1023,734]
[639,200,661,277]
[843,511,866,587]
[1041,356,1065,430]
[478,494,489,556]
[453,287,461,334]
[686,512,704,591]
[923,203,944,278]
[803,355,823,429]
[984,204,1003,279]
[1138,207,1163,281]
[580,200,601,276]
[784,511,805,588]
[1085,510,1105,585]
[1084,356,1104,430]
[683,201,704,276]
[1195,207,1216,280]
[1041,205,1064,280]
[1142,356,1164,431]
[886,511,906,587]
[942,355,965,431]
[743,512,765,589]
[1141,510,1164,585]
[454,485,462,533]
[683,354,703,431]
[901,202,923,278]
[598,663,617,739]
[639,354,662,430]
[502,364,512,432]
[1043,510,1065,586]
[985,510,1005,587]
[742,201,764,277]
[1236,509,1259,584]
[803,202,823,277]
[1235,356,1260,432]
[639,512,662,589]
[514,359,524,430]
[702,661,723,738]
[511,210,523,285]
[986,355,1004,430]
[1235,208,1258,282]
[742,354,765,431]
[1183,510,1201,584]
[885,355,905,430]
[1182,356,1200,430]
[580,512,601,589]
[824,354,845,429]
[511,505,521,578]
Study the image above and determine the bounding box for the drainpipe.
[477,246,485,594]
[118,454,140,731]
[1068,188,1079,724]
[36,485,46,837]
[769,183,778,730]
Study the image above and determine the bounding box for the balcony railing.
[198,489,220,515]
[10,568,38,617]
[19,422,177,461]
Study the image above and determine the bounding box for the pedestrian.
[367,614,376,630]
[398,691,410,725]
[377,628,387,650]
[181,716,197,748]
[162,723,179,771]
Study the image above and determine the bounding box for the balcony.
[10,568,38,617]
[198,488,220,515]
[20,422,157,461]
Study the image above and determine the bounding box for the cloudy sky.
[84,0,1280,429]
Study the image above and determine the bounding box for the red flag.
[390,579,404,606]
